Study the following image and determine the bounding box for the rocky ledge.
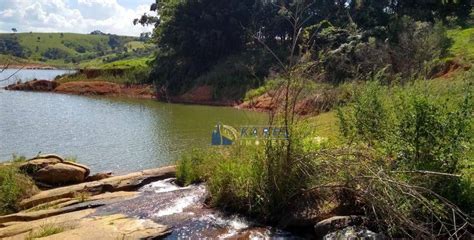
[0,154,175,240]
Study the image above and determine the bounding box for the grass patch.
[26,224,65,240]
[99,56,152,69]
[0,158,39,215]
[57,67,152,85]
[447,26,474,62]
[73,192,91,203]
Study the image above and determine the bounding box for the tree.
[90,30,106,35]
[108,35,121,50]
[0,35,26,57]
[148,0,256,94]
[11,28,17,33]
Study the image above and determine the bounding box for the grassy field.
[0,32,153,68]
[79,54,153,69]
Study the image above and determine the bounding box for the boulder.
[19,158,62,174]
[314,215,369,237]
[33,163,88,185]
[20,156,90,186]
[323,226,384,240]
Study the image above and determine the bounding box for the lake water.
[0,69,266,173]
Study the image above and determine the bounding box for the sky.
[0,0,155,36]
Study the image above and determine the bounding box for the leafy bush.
[42,48,69,60]
[0,35,28,58]
[388,17,452,79]
[308,17,451,84]
[338,78,473,213]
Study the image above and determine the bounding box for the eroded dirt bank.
[5,80,156,99]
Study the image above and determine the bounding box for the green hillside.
[448,27,474,61]
[0,32,153,68]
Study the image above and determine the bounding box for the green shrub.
[337,79,473,213]
[0,164,38,215]
[177,124,318,222]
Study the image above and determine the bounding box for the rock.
[19,158,62,173]
[33,163,88,185]
[315,216,369,238]
[20,156,90,186]
[20,166,176,209]
[85,172,113,182]
[29,154,65,162]
[21,161,90,186]
[323,226,384,240]
[0,209,170,240]
[39,214,170,240]
[5,80,59,91]
[0,192,140,225]
[0,209,96,238]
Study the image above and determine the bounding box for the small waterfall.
[94,178,300,239]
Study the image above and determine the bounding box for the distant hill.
[0,32,154,68]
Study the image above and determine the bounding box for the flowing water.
[0,69,266,173]
[95,178,302,239]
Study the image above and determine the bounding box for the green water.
[0,76,266,173]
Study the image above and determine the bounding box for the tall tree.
[149,0,256,94]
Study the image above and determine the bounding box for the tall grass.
[0,161,39,215]
[25,224,65,240]
[177,70,473,237]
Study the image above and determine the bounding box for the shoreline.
[1,64,62,70]
[4,79,270,110]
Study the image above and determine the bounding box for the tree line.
[137,0,472,97]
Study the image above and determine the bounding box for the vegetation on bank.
[172,0,473,237]
[137,0,472,102]
[56,67,152,85]
[177,70,473,237]
[0,156,38,215]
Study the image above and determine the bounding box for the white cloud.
[0,0,154,36]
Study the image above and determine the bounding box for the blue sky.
[0,0,155,36]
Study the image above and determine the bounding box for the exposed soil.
[5,80,156,99]
[163,85,239,106]
[431,59,471,79]
[238,93,277,112]
[5,79,59,91]
[238,89,349,115]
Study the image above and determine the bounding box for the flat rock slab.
[1,191,139,224]
[20,166,176,209]
[0,209,169,240]
[40,214,170,240]
[0,209,96,238]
